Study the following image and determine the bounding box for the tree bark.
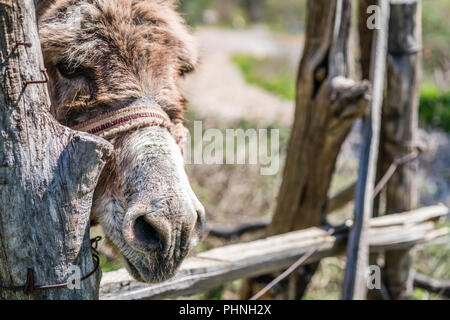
[379,0,422,300]
[342,0,389,300]
[0,0,111,300]
[358,0,377,81]
[242,0,370,299]
[270,0,369,237]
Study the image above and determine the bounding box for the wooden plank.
[100,206,448,300]
[341,0,390,300]
[369,204,448,228]
[206,204,448,239]
[101,228,344,300]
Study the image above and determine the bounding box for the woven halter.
[72,105,188,155]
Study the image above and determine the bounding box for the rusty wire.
[24,68,49,87]
[0,237,102,293]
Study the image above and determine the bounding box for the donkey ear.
[35,0,56,17]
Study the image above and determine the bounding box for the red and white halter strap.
[72,105,188,155]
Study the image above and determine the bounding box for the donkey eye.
[178,65,193,77]
[178,59,194,77]
[57,61,86,79]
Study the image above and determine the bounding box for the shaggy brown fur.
[37,0,205,283]
[38,0,197,126]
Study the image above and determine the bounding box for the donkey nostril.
[134,216,163,251]
[194,207,206,241]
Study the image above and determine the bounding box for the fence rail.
[100,205,449,300]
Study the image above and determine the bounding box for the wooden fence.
[100,205,449,300]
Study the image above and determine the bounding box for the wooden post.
[0,1,111,299]
[359,0,385,300]
[379,0,422,300]
[269,0,370,235]
[358,0,377,81]
[341,0,389,300]
[242,0,371,299]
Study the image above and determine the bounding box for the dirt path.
[180,27,302,126]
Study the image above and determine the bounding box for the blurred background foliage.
[177,0,450,132]
[178,0,307,31]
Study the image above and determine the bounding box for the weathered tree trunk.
[378,0,422,300]
[0,1,111,299]
[242,0,370,299]
[270,0,369,242]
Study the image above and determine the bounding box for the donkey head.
[37,0,205,282]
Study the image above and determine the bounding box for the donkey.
[36,0,205,283]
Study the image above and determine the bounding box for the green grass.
[99,254,122,273]
[413,288,443,300]
[419,85,450,132]
[231,54,296,101]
